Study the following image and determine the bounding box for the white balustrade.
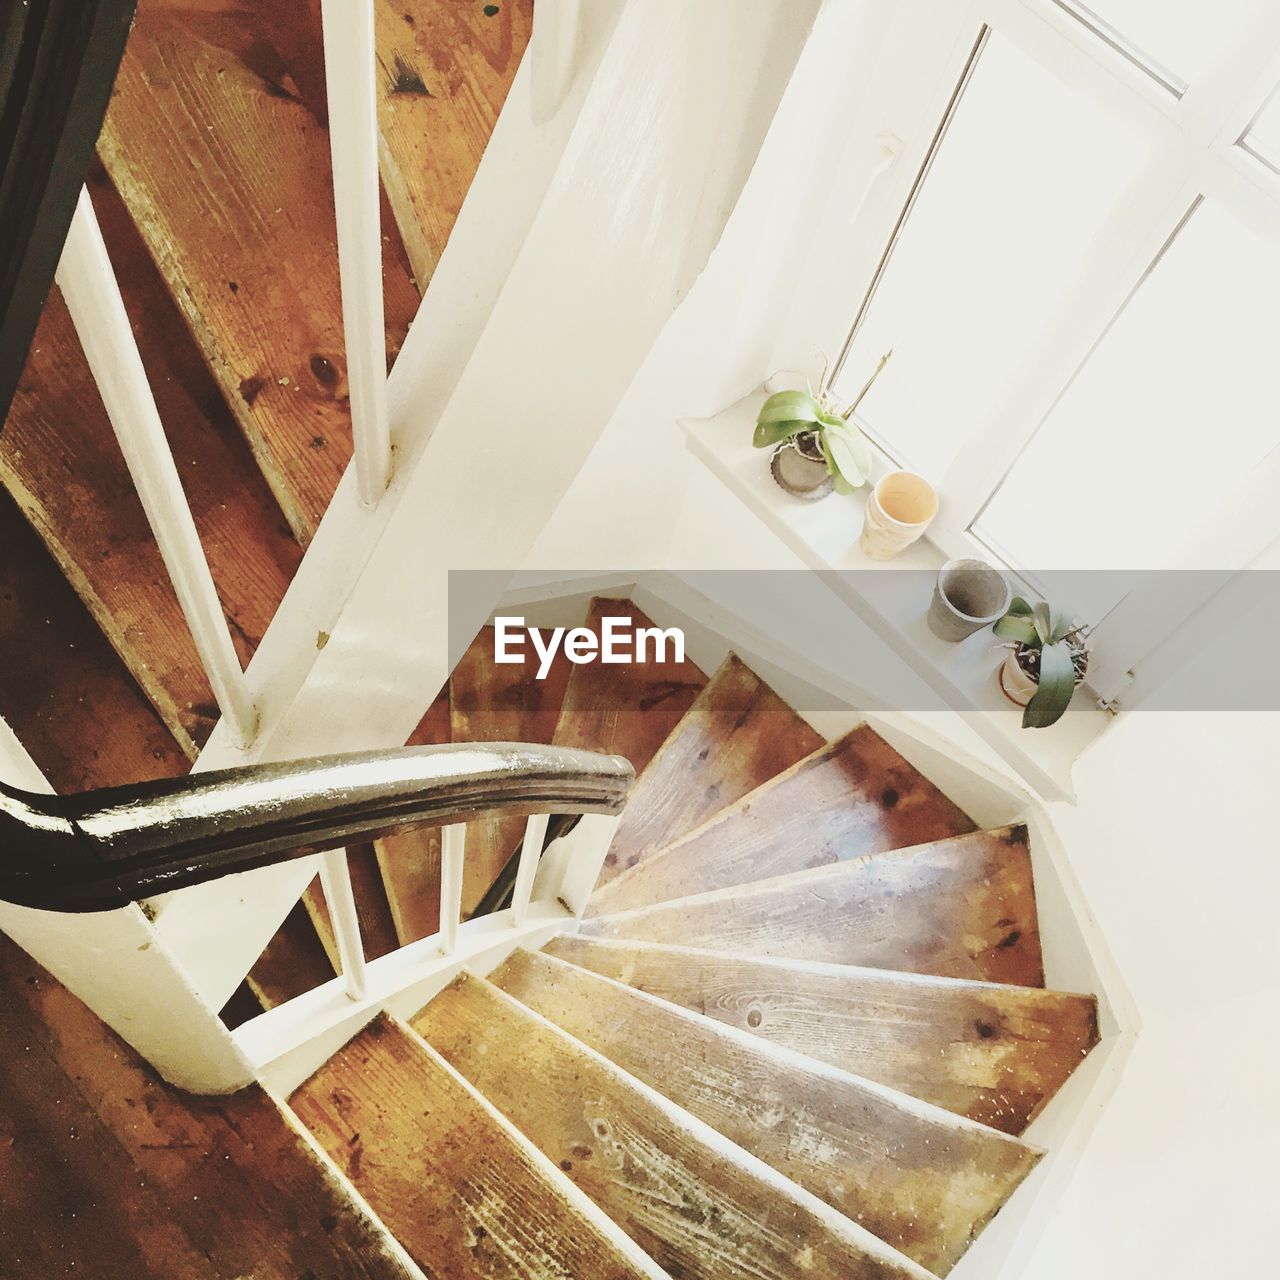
[318,849,369,1000]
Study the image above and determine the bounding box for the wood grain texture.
[553,599,707,774]
[451,624,573,917]
[305,843,402,969]
[0,931,417,1279]
[376,684,451,944]
[600,653,825,889]
[291,1015,666,1280]
[492,948,1039,1275]
[2,164,302,755]
[413,971,933,1280]
[582,826,1046,988]
[545,935,1099,1136]
[98,0,421,541]
[0,489,188,792]
[376,0,534,289]
[246,896,337,1011]
[589,725,977,917]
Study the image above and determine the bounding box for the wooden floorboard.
[545,935,1099,1136]
[2,164,302,756]
[590,725,977,916]
[291,1014,663,1280]
[601,653,825,888]
[0,932,416,1279]
[581,827,1046,988]
[413,972,930,1280]
[0,489,188,792]
[98,0,421,542]
[553,598,707,775]
[493,948,1039,1276]
[376,0,534,290]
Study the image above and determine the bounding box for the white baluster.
[320,0,391,505]
[438,823,467,954]
[318,848,368,1000]
[510,813,551,928]
[56,189,258,748]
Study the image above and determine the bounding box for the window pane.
[1053,0,1258,93]
[976,199,1280,622]
[831,33,1149,482]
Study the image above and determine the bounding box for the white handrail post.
[320,0,392,505]
[438,823,467,955]
[56,188,258,749]
[318,848,368,1001]
[510,812,551,928]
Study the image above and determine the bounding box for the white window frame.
[771,0,1280,709]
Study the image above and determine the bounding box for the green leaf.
[1032,601,1052,646]
[823,422,872,489]
[1022,640,1077,729]
[994,599,1038,645]
[757,390,823,426]
[754,418,814,449]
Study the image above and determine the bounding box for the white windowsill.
[681,391,1111,801]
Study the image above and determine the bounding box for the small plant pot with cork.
[994,597,1090,729]
[753,353,891,501]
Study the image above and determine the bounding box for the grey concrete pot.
[928,558,1012,642]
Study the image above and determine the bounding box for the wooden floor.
[0,932,415,1279]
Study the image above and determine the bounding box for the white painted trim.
[320,0,392,505]
[529,0,583,124]
[56,189,258,749]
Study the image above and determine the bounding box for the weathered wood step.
[581,826,1045,988]
[98,0,421,542]
[413,971,934,1280]
[0,931,415,1279]
[0,487,188,792]
[290,1014,667,1280]
[245,897,337,1011]
[451,623,574,917]
[376,0,533,291]
[589,726,977,916]
[601,653,824,889]
[492,948,1039,1275]
[545,935,1099,1135]
[553,598,708,774]
[3,165,302,756]
[375,684,452,945]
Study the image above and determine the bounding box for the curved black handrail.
[0,743,633,913]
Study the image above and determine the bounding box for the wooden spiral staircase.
[1,596,1099,1277]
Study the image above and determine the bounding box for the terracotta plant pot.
[771,431,834,501]
[998,643,1089,709]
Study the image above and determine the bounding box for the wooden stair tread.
[413,971,933,1280]
[3,166,302,756]
[98,0,421,542]
[291,1014,665,1280]
[245,897,337,1011]
[589,725,978,917]
[0,932,414,1279]
[545,935,1099,1135]
[553,598,708,775]
[601,653,825,889]
[0,489,188,792]
[376,0,533,290]
[375,684,452,945]
[492,947,1039,1275]
[451,623,574,917]
[581,826,1045,988]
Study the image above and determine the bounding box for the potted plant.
[754,352,891,500]
[993,597,1089,728]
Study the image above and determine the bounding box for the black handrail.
[0,743,633,912]
[1,0,137,421]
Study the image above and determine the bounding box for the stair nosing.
[420,971,940,1280]
[517,946,1044,1154]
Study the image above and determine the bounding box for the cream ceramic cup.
[859,470,939,560]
